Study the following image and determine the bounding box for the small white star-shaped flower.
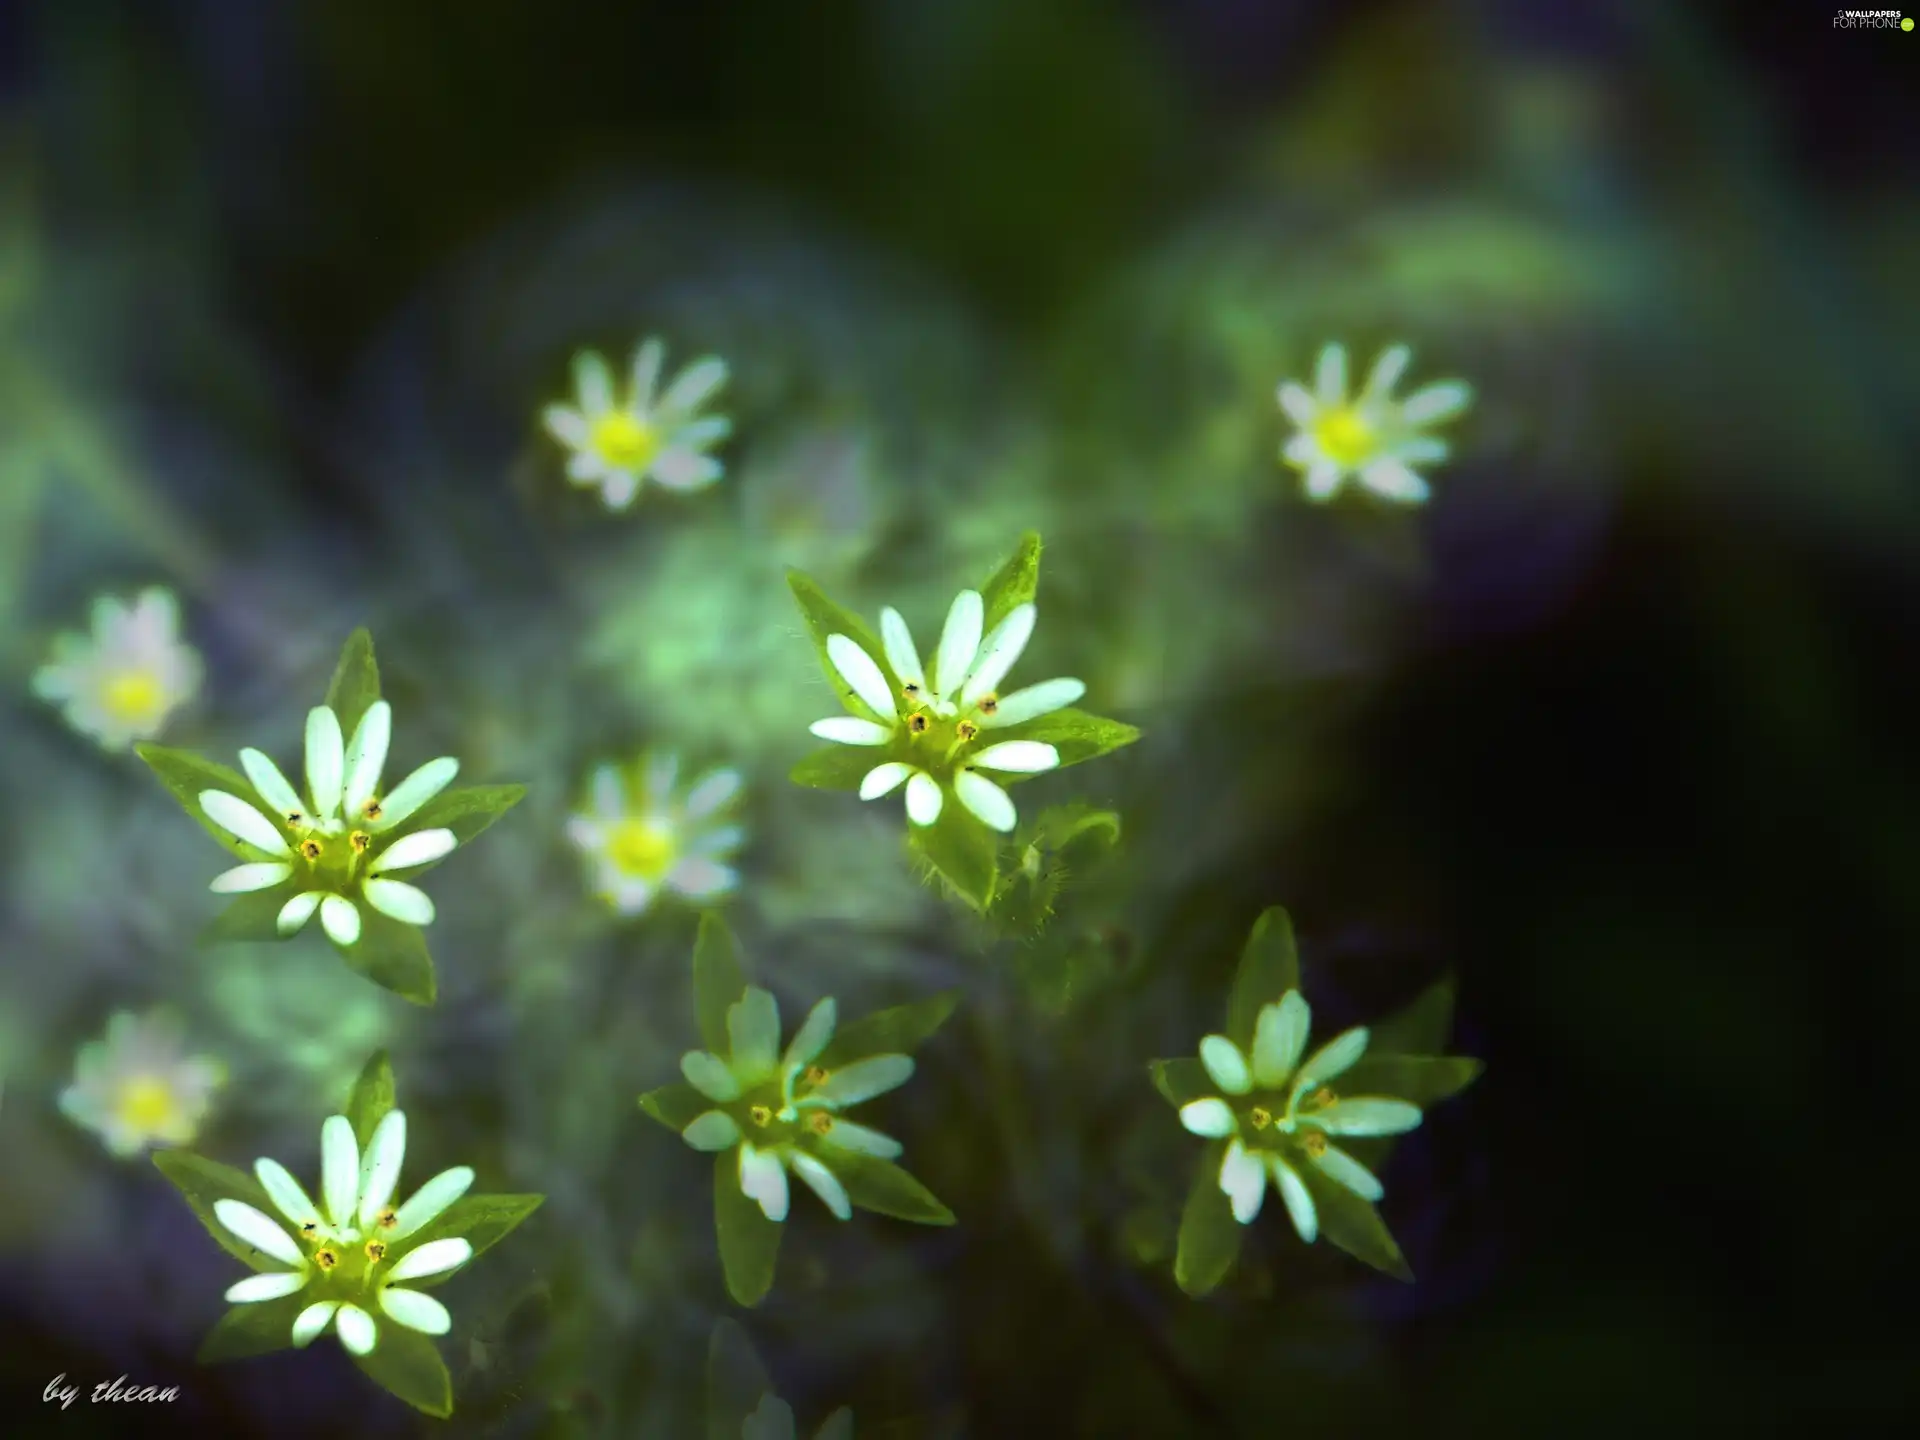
[542,338,731,510]
[1278,342,1472,504]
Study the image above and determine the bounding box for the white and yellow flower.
[32,588,202,750]
[1277,342,1472,504]
[58,1010,225,1157]
[542,338,731,510]
[566,753,744,915]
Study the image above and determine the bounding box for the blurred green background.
[3,0,1917,1435]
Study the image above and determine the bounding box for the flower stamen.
[363,800,383,821]
[349,831,372,854]
[314,1247,339,1271]
[749,1105,772,1128]
[376,1208,399,1231]
[1249,1106,1272,1130]
[1301,1131,1328,1157]
[808,1112,834,1135]
[365,1240,387,1263]
[907,713,930,735]
[299,839,323,861]
[804,1065,829,1087]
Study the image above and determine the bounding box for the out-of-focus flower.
[31,588,202,751]
[1277,342,1472,504]
[59,1009,225,1157]
[542,339,731,510]
[565,753,744,915]
[743,1392,855,1440]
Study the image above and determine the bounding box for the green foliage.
[402,784,528,853]
[907,805,999,911]
[345,1050,396,1147]
[714,1152,782,1307]
[693,913,749,1054]
[1173,1143,1241,1298]
[134,744,269,858]
[990,804,1122,937]
[200,882,301,946]
[337,910,437,1006]
[818,990,959,1069]
[1226,907,1301,1048]
[1149,1057,1209,1109]
[637,1082,712,1132]
[789,746,875,791]
[1307,1167,1412,1282]
[352,1325,454,1418]
[323,628,382,740]
[398,1193,545,1282]
[787,569,896,723]
[832,1153,955,1225]
[196,1295,309,1364]
[977,529,1041,631]
[985,707,1141,773]
[152,1151,282,1273]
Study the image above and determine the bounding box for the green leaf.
[907,804,998,912]
[335,910,436,1005]
[1034,802,1121,853]
[830,1154,955,1225]
[152,1150,281,1273]
[977,530,1042,632]
[199,882,300,946]
[399,784,527,853]
[814,1410,855,1440]
[988,707,1140,772]
[1305,1167,1412,1282]
[1173,1142,1242,1298]
[396,1193,545,1284]
[351,1323,454,1418]
[789,747,878,791]
[818,990,959,1069]
[1340,1055,1483,1108]
[706,1318,775,1440]
[787,570,896,723]
[1149,1058,1211,1109]
[1226,907,1301,1048]
[323,628,382,742]
[694,912,748,1055]
[715,1152,783,1307]
[1370,979,1459,1057]
[639,1082,713,1132]
[196,1294,307,1363]
[135,743,274,857]
[345,1051,396,1148]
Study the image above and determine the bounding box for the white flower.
[542,338,731,510]
[216,1109,475,1356]
[58,1010,225,1157]
[807,589,1085,833]
[31,588,202,750]
[194,700,461,947]
[1178,990,1423,1240]
[1277,342,1473,504]
[565,753,744,916]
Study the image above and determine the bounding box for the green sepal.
[789,746,878,792]
[977,530,1042,633]
[196,1294,307,1363]
[986,707,1140,772]
[323,628,382,742]
[395,1193,544,1285]
[399,784,527,855]
[906,804,998,912]
[1305,1165,1413,1282]
[787,570,896,724]
[1226,907,1301,1049]
[693,913,749,1056]
[1370,978,1460,1057]
[351,1323,454,1418]
[1340,1055,1483,1108]
[1173,1141,1241,1298]
[152,1150,282,1273]
[817,990,959,1070]
[335,910,436,1006]
[830,1153,955,1225]
[134,743,275,858]
[715,1151,783,1307]
[989,804,1121,936]
[344,1050,396,1148]
[639,1082,713,1133]
[199,881,301,946]
[1149,1057,1212,1109]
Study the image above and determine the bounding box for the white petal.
[357,1110,407,1226]
[878,607,925,688]
[320,1115,361,1231]
[813,1054,913,1107]
[210,862,293,894]
[728,987,781,1078]
[1304,460,1344,500]
[682,1050,740,1101]
[811,716,891,746]
[904,771,944,826]
[1218,1140,1267,1224]
[239,748,306,820]
[967,740,1059,773]
[1282,433,1318,465]
[376,757,459,829]
[304,707,345,818]
[665,857,737,899]
[782,997,838,1071]
[1272,1155,1318,1242]
[932,590,983,697]
[644,751,680,801]
[226,1271,306,1304]
[1310,1142,1385,1201]
[1276,380,1317,427]
[1358,458,1430,503]
[1293,1026,1370,1094]
[1251,992,1310,1090]
[789,1151,852,1221]
[953,769,1016,832]
[334,1303,377,1356]
[683,768,742,819]
[589,764,625,817]
[959,604,1035,707]
[1307,1098,1423,1137]
[276,891,323,936]
[199,791,292,856]
[1399,379,1472,425]
[373,827,457,872]
[739,1142,790,1223]
[825,634,896,721]
[1199,1036,1252,1095]
[651,449,723,491]
[255,1158,321,1229]
[363,878,436,925]
[681,1110,742,1151]
[629,337,665,409]
[1179,1098,1238,1138]
[541,404,588,448]
[980,677,1083,728]
[1363,344,1412,399]
[342,701,392,817]
[659,356,728,416]
[572,350,613,413]
[385,1237,473,1282]
[214,1199,303,1266]
[379,1287,452,1335]
[319,895,362,947]
[565,452,605,483]
[1393,435,1450,465]
[391,1167,475,1239]
[601,470,640,509]
[1314,341,1348,406]
[291,1302,338,1348]
[674,414,731,448]
[817,1118,902,1158]
[859,762,914,799]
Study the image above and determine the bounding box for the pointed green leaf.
[1149,1057,1212,1109]
[1226,907,1301,1048]
[196,1295,307,1363]
[323,629,382,742]
[818,990,959,1069]
[789,747,880,791]
[977,530,1042,632]
[335,910,436,1005]
[1340,1055,1483,1108]
[345,1051,396,1148]
[715,1152,783,1307]
[1173,1142,1241,1297]
[986,707,1140,772]
[351,1323,454,1418]
[787,570,896,723]
[152,1150,282,1272]
[907,804,998,912]
[135,743,276,858]
[1035,802,1121,853]
[830,1154,954,1225]
[1370,979,1459,1057]
[694,913,748,1055]
[706,1318,775,1440]
[639,1082,713,1132]
[199,882,301,946]
[399,784,526,853]
[394,1193,544,1284]
[1304,1166,1412,1281]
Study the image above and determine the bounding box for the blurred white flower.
[542,338,731,509]
[566,753,743,915]
[31,588,202,751]
[1277,342,1472,504]
[59,1009,225,1157]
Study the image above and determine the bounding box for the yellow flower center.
[112,1076,180,1135]
[101,669,166,724]
[1312,407,1377,467]
[590,412,661,470]
[607,818,676,879]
